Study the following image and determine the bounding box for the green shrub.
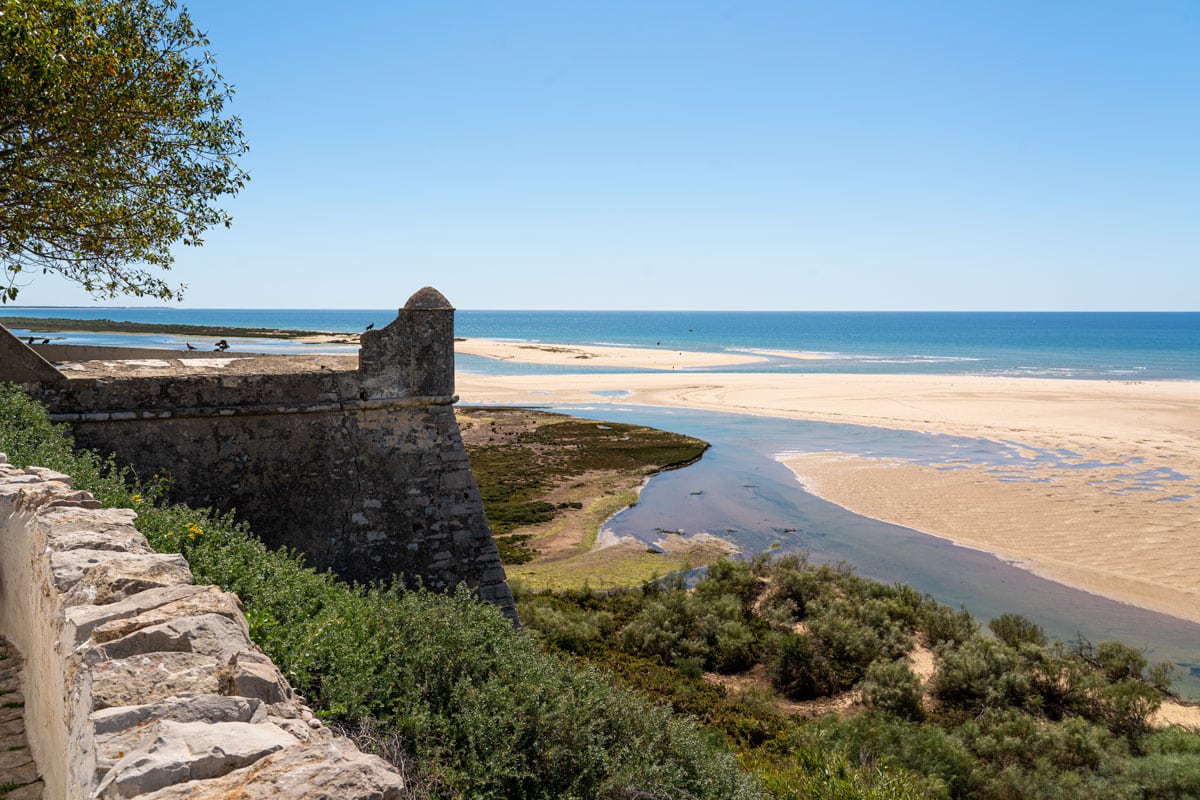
[696,558,760,606]
[931,636,1029,716]
[768,633,834,701]
[917,603,978,648]
[807,601,911,691]
[516,598,615,654]
[619,590,759,673]
[801,714,974,800]
[988,613,1047,649]
[859,661,924,722]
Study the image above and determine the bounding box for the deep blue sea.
[3,308,1198,380]
[6,306,1200,692]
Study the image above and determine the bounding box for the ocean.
[5,307,1200,691]
[3,308,1199,380]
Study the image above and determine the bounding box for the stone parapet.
[3,287,516,622]
[0,456,403,799]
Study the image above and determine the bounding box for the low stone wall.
[0,457,403,799]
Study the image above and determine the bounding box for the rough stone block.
[94,613,251,663]
[65,585,210,647]
[23,466,72,485]
[96,719,297,799]
[34,505,138,536]
[92,694,265,735]
[2,780,44,800]
[47,528,152,555]
[218,650,293,706]
[133,738,403,800]
[91,652,221,710]
[91,588,247,645]
[61,555,193,607]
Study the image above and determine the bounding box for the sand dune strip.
[456,367,1200,623]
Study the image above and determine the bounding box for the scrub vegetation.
[458,406,710,569]
[518,557,1200,799]
[3,384,1199,799]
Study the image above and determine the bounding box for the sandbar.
[456,368,1200,625]
[456,337,764,370]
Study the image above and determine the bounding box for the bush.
[696,558,760,606]
[931,636,1029,716]
[768,633,834,701]
[859,661,924,722]
[917,603,978,648]
[807,601,911,691]
[988,614,1047,649]
[619,590,759,673]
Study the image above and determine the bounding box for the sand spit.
[456,368,1200,624]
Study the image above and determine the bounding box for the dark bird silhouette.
[214,339,229,352]
[41,338,50,345]
[186,342,197,350]
[365,323,375,331]
[26,337,35,345]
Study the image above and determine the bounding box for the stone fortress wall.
[0,457,404,798]
[2,287,515,618]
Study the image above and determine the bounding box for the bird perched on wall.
[26,337,35,344]
[214,339,229,351]
[41,339,50,344]
[365,323,375,331]
[186,343,197,350]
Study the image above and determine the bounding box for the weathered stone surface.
[0,323,63,382]
[0,716,26,737]
[65,585,210,647]
[92,694,265,735]
[94,697,267,780]
[0,746,35,770]
[61,555,193,607]
[218,650,292,706]
[0,757,39,787]
[0,702,26,724]
[0,730,28,749]
[266,714,328,744]
[34,505,139,537]
[94,613,250,664]
[51,550,189,593]
[91,588,247,645]
[134,739,403,800]
[3,780,45,800]
[23,467,72,485]
[96,720,297,799]
[91,652,221,710]
[44,527,152,555]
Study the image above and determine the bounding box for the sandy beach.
[456,337,764,370]
[456,364,1200,625]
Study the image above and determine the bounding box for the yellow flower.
[186,522,203,537]
[131,493,143,504]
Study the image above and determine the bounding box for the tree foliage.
[0,0,247,301]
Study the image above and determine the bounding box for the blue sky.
[20,1,1200,310]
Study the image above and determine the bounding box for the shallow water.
[553,403,1200,697]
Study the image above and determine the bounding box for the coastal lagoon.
[6,307,1199,693]
[557,404,1200,696]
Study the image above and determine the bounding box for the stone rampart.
[0,456,403,799]
[3,288,515,618]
